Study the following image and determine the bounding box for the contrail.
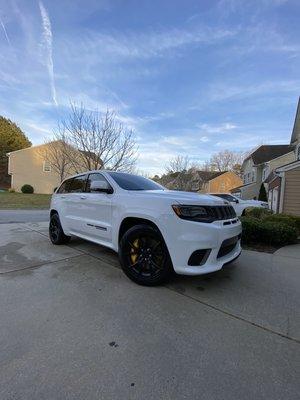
[0,17,11,46]
[39,1,57,106]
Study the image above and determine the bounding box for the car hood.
[128,190,227,206]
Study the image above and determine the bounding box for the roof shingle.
[245,144,294,165]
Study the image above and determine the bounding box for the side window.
[68,175,88,193]
[86,173,110,193]
[57,178,73,194]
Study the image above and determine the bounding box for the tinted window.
[108,172,164,191]
[86,173,111,193]
[68,175,87,193]
[57,178,73,194]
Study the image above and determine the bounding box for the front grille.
[207,205,236,221]
[217,234,241,258]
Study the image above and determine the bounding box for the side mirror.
[234,199,239,204]
[90,180,113,194]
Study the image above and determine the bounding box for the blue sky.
[0,0,299,174]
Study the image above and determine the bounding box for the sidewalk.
[275,244,300,260]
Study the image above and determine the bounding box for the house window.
[252,171,255,182]
[297,145,300,160]
[43,160,51,172]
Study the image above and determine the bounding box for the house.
[7,141,95,194]
[232,98,300,200]
[268,161,300,215]
[267,100,300,215]
[199,170,242,193]
[157,170,242,193]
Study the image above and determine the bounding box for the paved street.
[0,222,299,400]
[0,209,49,224]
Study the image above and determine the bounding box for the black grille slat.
[208,205,236,222]
[217,234,240,258]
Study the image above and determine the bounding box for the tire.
[49,213,71,245]
[119,224,173,286]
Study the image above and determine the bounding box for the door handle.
[80,195,87,199]
[61,195,66,199]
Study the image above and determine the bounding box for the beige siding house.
[156,170,242,193]
[234,144,294,200]
[201,171,242,194]
[282,165,300,215]
[7,142,92,194]
[7,144,62,194]
[275,161,300,216]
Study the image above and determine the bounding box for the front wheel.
[49,213,71,245]
[119,224,173,286]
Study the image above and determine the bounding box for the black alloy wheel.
[119,224,173,286]
[49,213,71,245]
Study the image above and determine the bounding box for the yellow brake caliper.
[130,239,139,264]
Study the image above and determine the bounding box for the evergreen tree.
[0,116,31,188]
[258,183,268,201]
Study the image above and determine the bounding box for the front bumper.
[162,216,242,276]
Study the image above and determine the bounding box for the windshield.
[107,172,164,191]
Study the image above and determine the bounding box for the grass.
[0,192,51,209]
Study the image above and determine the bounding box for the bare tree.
[40,138,72,182]
[209,150,244,176]
[165,155,190,174]
[161,155,194,191]
[45,103,137,179]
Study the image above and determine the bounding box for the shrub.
[240,216,298,247]
[21,184,34,194]
[263,214,300,235]
[244,207,272,219]
[8,188,15,193]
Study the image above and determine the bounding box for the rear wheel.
[119,224,173,286]
[49,213,71,245]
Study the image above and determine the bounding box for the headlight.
[172,205,212,223]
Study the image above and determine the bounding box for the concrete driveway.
[0,222,299,400]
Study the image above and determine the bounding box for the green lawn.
[0,192,51,209]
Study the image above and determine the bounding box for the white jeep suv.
[49,171,242,286]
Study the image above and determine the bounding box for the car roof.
[62,170,127,180]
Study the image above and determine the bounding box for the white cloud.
[0,17,11,46]
[200,136,209,142]
[39,1,57,105]
[65,25,237,64]
[197,122,237,133]
[207,80,300,103]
